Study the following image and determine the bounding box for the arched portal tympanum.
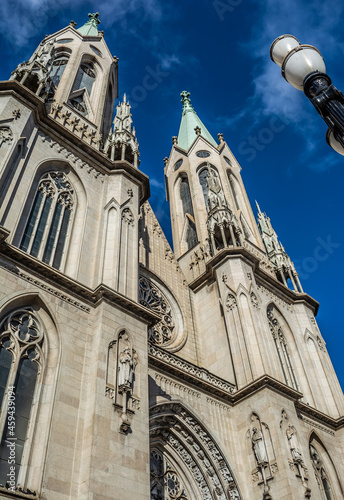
[150,402,241,500]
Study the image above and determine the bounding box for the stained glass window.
[73,63,96,95]
[0,309,44,486]
[20,172,74,270]
[50,55,69,88]
[179,177,197,250]
[180,178,194,218]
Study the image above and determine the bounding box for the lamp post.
[270,34,344,155]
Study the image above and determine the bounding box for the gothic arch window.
[139,274,186,351]
[0,308,44,486]
[178,176,197,251]
[139,276,175,346]
[46,52,70,99]
[198,164,225,211]
[69,61,97,116]
[267,305,299,390]
[306,335,335,413]
[73,62,96,95]
[19,171,75,270]
[198,166,210,206]
[150,448,191,499]
[309,441,334,500]
[102,80,115,138]
[227,172,240,210]
[180,177,193,219]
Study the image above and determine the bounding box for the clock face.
[174,159,183,171]
[90,45,103,57]
[196,150,210,158]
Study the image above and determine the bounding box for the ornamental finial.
[88,12,101,25]
[180,90,193,111]
[77,12,101,36]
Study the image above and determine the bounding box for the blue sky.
[1,0,343,389]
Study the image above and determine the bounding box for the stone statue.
[252,427,268,464]
[118,347,134,391]
[206,167,226,211]
[286,425,303,462]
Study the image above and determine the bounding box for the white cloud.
[150,177,165,190]
[307,151,342,172]
[229,0,344,160]
[159,54,182,71]
[0,0,164,47]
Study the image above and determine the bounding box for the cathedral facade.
[0,13,343,500]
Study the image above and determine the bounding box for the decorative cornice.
[39,132,104,181]
[0,257,90,313]
[256,281,293,311]
[295,401,344,430]
[0,81,150,204]
[148,343,236,396]
[149,347,343,432]
[0,228,160,325]
[0,485,37,499]
[188,246,319,315]
[296,415,335,436]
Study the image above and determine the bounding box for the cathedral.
[0,12,343,500]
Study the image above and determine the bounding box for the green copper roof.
[177,91,217,150]
[77,13,101,36]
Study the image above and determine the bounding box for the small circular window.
[224,156,232,166]
[56,38,73,44]
[174,159,183,171]
[90,45,103,57]
[196,150,210,158]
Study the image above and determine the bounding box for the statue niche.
[247,412,277,500]
[106,330,139,433]
[280,409,310,498]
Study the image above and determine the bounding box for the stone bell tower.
[164,90,263,268]
[157,90,344,500]
[0,13,156,500]
[10,12,118,139]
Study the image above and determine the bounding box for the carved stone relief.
[247,413,277,499]
[121,207,134,225]
[150,403,241,499]
[0,127,14,147]
[280,409,310,497]
[225,293,237,311]
[106,331,139,433]
[149,344,236,394]
[250,291,259,309]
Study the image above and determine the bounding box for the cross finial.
[180,90,193,111]
[88,12,101,25]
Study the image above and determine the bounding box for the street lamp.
[270,34,344,155]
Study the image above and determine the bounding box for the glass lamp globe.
[270,35,300,67]
[281,45,326,90]
[326,129,344,155]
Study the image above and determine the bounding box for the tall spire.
[104,95,140,167]
[77,13,101,36]
[256,203,303,292]
[177,91,217,150]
